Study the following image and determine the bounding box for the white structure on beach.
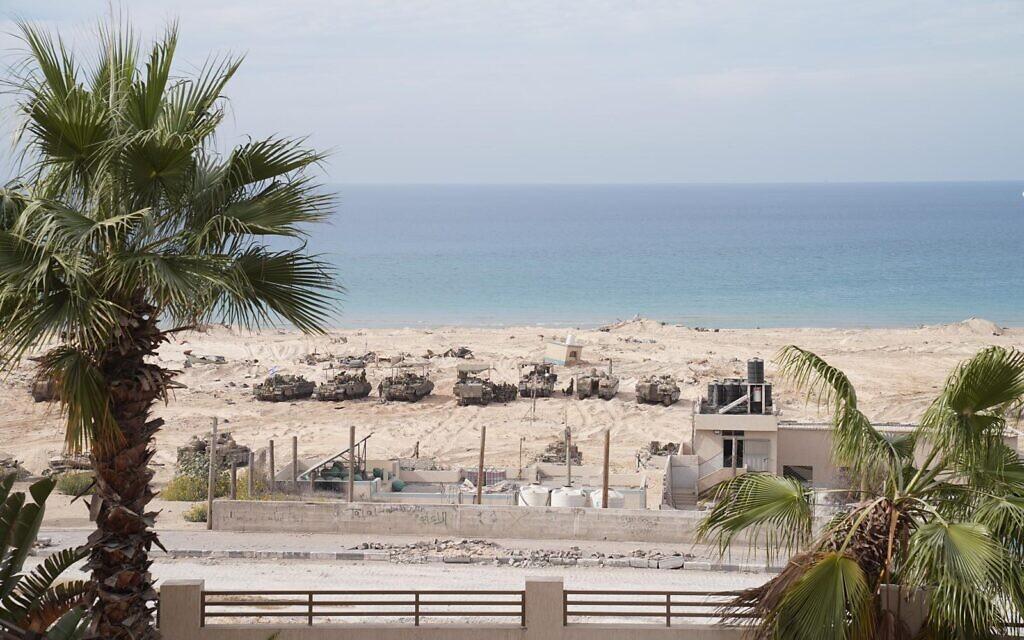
[543,334,583,366]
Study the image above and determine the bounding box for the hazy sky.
[1,1,1022,184]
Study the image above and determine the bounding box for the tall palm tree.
[1,21,338,639]
[697,346,1024,640]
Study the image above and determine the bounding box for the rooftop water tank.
[588,488,625,508]
[550,486,588,508]
[747,358,765,384]
[518,484,551,507]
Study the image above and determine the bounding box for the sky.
[1,0,1022,184]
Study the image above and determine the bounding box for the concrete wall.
[160,579,746,640]
[212,499,712,544]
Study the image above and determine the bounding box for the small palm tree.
[697,345,1024,640]
[0,474,89,639]
[1,22,337,639]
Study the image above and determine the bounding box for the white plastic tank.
[589,488,625,509]
[518,484,551,507]
[550,486,588,508]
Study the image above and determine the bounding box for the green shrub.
[182,503,207,523]
[235,470,268,500]
[55,472,93,496]
[162,473,230,501]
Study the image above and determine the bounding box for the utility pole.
[268,440,275,493]
[601,429,610,509]
[292,435,298,492]
[565,425,572,487]
[348,425,356,503]
[477,426,486,505]
[206,417,217,530]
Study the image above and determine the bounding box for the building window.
[723,438,744,469]
[783,465,813,484]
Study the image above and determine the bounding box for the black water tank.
[747,358,765,384]
[724,379,742,405]
[764,384,773,409]
[707,382,719,406]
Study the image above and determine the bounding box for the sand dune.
[2,318,1019,480]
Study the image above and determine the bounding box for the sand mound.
[942,317,1004,337]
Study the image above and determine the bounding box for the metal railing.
[563,589,756,627]
[201,589,526,627]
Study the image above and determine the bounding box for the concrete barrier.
[159,579,746,640]
[212,499,713,544]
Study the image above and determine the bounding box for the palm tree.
[697,345,1024,640]
[1,21,338,639]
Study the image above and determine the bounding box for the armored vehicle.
[518,362,558,399]
[31,378,57,402]
[453,363,518,406]
[253,374,315,402]
[635,374,681,406]
[576,362,619,400]
[380,365,434,402]
[314,369,372,401]
[337,356,368,369]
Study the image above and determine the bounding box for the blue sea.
[304,182,1024,328]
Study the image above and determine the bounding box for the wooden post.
[268,440,275,493]
[247,451,255,497]
[414,441,419,459]
[601,429,610,509]
[476,426,486,505]
[206,417,217,530]
[292,435,298,493]
[348,426,356,503]
[229,461,237,500]
[565,426,572,487]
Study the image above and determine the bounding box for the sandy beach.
[2,317,1019,481]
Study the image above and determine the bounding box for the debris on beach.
[183,350,227,367]
[297,352,334,365]
[46,453,91,476]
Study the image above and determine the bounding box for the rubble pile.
[535,440,582,465]
[45,453,91,476]
[354,538,692,569]
[0,452,31,480]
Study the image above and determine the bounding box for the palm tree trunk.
[85,299,171,640]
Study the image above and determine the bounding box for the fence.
[564,589,753,627]
[160,578,752,640]
[201,588,526,627]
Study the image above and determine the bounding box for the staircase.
[667,454,698,509]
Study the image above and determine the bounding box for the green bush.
[162,473,229,501]
[235,470,268,500]
[182,503,207,523]
[54,472,93,496]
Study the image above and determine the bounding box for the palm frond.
[903,521,1008,636]
[770,552,873,640]
[36,347,119,452]
[696,473,813,563]
[775,346,899,483]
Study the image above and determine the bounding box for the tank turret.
[518,362,558,399]
[314,369,372,401]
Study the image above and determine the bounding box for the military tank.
[314,369,372,401]
[635,374,681,406]
[380,365,434,402]
[253,373,315,402]
[576,362,619,400]
[518,362,558,399]
[453,363,518,406]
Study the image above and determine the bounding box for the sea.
[301,182,1024,328]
